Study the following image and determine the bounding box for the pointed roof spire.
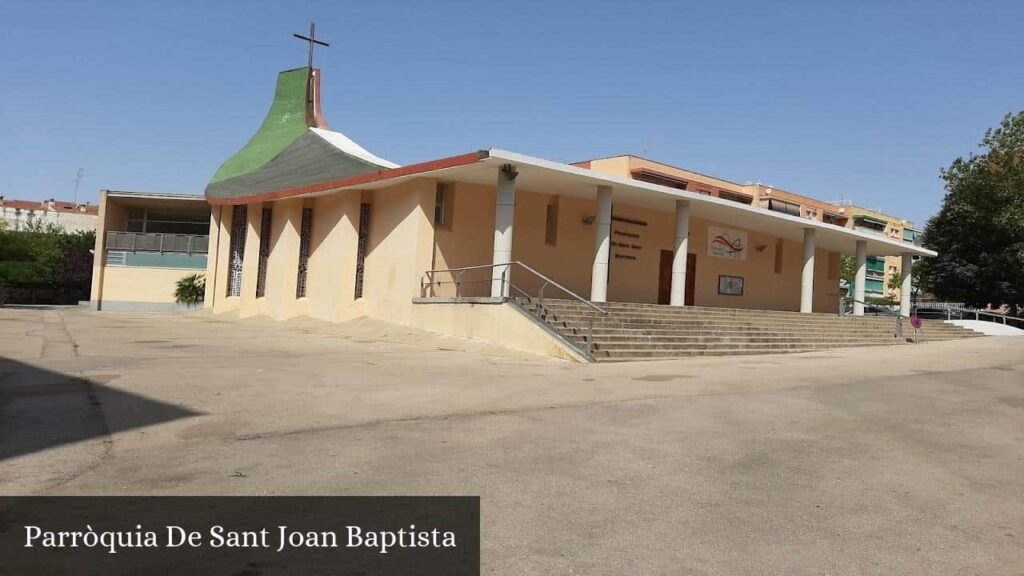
[205,66,397,202]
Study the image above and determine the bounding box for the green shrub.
[174,274,206,306]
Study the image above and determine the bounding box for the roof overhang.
[207,149,935,258]
[106,191,206,201]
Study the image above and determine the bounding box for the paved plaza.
[1,306,1022,574]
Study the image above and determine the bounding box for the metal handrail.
[422,261,607,314]
[838,296,904,339]
[421,261,607,360]
[509,261,607,315]
[920,303,1024,327]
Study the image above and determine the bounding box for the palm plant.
[174,273,206,306]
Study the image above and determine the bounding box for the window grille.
[354,203,371,299]
[296,208,313,298]
[256,208,272,298]
[226,205,247,297]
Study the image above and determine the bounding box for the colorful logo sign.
[708,226,748,261]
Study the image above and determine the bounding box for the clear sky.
[1,0,1021,227]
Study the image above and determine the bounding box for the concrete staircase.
[516,298,985,362]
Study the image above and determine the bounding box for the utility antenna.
[73,168,84,205]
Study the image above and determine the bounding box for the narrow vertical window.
[545,198,559,246]
[226,205,247,297]
[434,183,454,229]
[256,208,272,298]
[296,207,313,298]
[773,238,784,274]
[354,203,371,299]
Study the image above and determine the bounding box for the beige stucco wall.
[209,203,239,313]
[202,171,843,357]
[91,191,210,312]
[203,205,223,309]
[206,178,438,326]
[409,302,584,362]
[360,179,438,325]
[509,190,597,299]
[428,185,839,313]
[100,266,195,304]
[431,182,497,297]
[599,202,839,312]
[89,190,111,308]
[90,192,133,309]
[238,202,264,317]
[430,184,601,302]
[426,178,840,313]
[307,192,362,322]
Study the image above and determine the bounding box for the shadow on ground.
[0,358,199,461]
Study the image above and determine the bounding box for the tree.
[919,111,1024,313]
[887,271,903,294]
[840,255,856,291]
[0,222,95,303]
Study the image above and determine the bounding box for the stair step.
[511,298,984,362]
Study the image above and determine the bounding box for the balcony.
[903,229,923,246]
[105,232,208,270]
[106,232,208,254]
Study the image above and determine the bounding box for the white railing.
[916,302,1024,329]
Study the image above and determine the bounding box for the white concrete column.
[491,165,517,298]
[670,200,691,306]
[899,253,914,317]
[590,186,612,302]
[854,240,867,316]
[800,228,816,313]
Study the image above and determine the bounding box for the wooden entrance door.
[658,250,696,305]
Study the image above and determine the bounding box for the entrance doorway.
[658,250,696,305]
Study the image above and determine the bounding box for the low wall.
[95,266,198,311]
[946,320,1023,337]
[409,301,586,362]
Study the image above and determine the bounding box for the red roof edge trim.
[206,150,489,206]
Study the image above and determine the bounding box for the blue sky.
[1,0,1021,227]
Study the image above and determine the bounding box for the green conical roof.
[205,67,398,202]
[210,67,311,184]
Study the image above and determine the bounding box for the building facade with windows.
[193,65,931,359]
[0,197,98,233]
[89,190,210,312]
[578,156,851,226]
[835,203,922,301]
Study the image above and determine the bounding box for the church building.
[195,60,937,360]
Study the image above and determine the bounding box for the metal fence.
[106,232,208,254]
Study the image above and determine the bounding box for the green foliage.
[919,111,1024,311]
[174,274,206,306]
[887,272,903,293]
[840,255,856,288]
[866,295,896,306]
[0,221,95,287]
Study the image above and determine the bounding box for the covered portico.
[424,149,933,316]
